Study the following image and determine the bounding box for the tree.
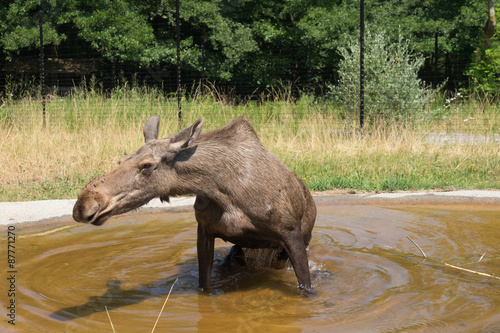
[0,0,159,64]
[0,0,492,94]
[330,30,433,123]
[484,0,496,48]
[0,0,261,88]
[366,0,485,90]
[465,1,500,95]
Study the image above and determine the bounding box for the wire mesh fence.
[0,5,499,136]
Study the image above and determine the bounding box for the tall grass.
[0,85,499,201]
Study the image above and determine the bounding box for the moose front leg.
[281,228,314,293]
[197,224,215,292]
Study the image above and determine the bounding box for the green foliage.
[368,0,483,55]
[330,30,433,123]
[0,0,160,64]
[0,0,71,55]
[74,0,158,64]
[0,0,490,92]
[1,86,499,201]
[466,41,500,95]
[149,0,259,80]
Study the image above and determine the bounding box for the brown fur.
[73,116,317,292]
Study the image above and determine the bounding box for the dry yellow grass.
[0,91,499,201]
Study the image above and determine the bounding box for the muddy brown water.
[1,202,499,332]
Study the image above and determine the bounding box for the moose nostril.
[86,214,95,223]
[85,205,100,223]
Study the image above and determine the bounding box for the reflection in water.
[51,279,155,321]
[1,205,499,332]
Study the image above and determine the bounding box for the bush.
[329,30,433,124]
[466,40,500,95]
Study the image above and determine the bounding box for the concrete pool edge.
[0,196,197,228]
[1,190,499,227]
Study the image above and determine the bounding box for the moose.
[73,115,317,292]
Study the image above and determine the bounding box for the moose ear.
[143,115,160,143]
[170,117,204,152]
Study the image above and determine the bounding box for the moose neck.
[166,118,261,203]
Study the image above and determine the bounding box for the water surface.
[1,203,499,332]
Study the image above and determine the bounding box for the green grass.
[1,86,499,201]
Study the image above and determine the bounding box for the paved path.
[0,197,196,226]
[1,190,499,226]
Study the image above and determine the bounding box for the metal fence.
[0,4,497,135]
[0,10,320,98]
[0,5,456,98]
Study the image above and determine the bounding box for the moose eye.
[140,163,153,174]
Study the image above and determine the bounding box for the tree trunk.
[485,0,497,48]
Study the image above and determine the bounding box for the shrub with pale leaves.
[330,30,433,125]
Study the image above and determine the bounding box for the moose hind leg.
[221,245,246,270]
[282,228,314,293]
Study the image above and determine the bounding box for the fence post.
[39,10,46,128]
[201,29,205,96]
[359,0,365,130]
[112,50,117,92]
[307,38,312,95]
[434,32,438,87]
[176,0,182,128]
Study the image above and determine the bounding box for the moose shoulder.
[73,116,317,292]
